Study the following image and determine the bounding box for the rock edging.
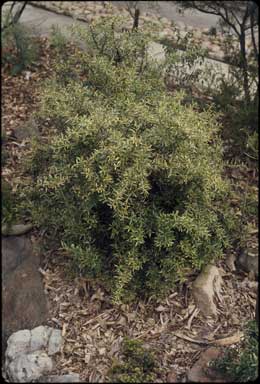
[4,326,80,383]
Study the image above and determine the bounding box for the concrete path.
[3,1,220,33]
[2,2,88,37]
[111,1,220,30]
[2,2,245,92]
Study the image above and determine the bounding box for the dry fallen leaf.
[155,305,167,312]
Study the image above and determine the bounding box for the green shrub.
[21,16,235,302]
[208,26,217,36]
[211,320,258,382]
[109,338,157,383]
[49,24,67,53]
[1,20,39,75]
[245,131,258,162]
[209,33,258,160]
[161,28,258,161]
[211,78,258,160]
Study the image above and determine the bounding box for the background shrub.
[161,23,258,162]
[1,20,39,75]
[21,17,235,302]
[49,24,68,54]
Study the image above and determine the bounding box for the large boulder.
[2,236,49,355]
[192,264,223,318]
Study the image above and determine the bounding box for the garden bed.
[2,12,258,383]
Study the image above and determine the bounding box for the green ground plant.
[211,320,258,382]
[108,338,158,382]
[20,16,235,302]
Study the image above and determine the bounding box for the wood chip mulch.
[38,248,257,382]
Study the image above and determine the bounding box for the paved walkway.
[2,2,247,92]
[3,2,88,37]
[111,1,220,30]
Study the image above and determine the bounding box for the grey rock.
[187,347,228,382]
[48,329,63,356]
[40,373,81,382]
[5,330,31,361]
[4,326,66,382]
[237,249,258,278]
[225,253,236,272]
[30,326,52,352]
[2,236,49,356]
[7,351,53,383]
[192,264,223,318]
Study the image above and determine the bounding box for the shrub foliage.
[109,338,157,382]
[22,17,233,302]
[1,20,38,75]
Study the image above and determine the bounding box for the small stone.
[6,330,31,361]
[231,314,240,325]
[187,347,228,382]
[47,329,63,355]
[238,250,258,278]
[225,253,236,271]
[167,371,177,382]
[7,351,53,383]
[99,347,106,355]
[192,264,223,318]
